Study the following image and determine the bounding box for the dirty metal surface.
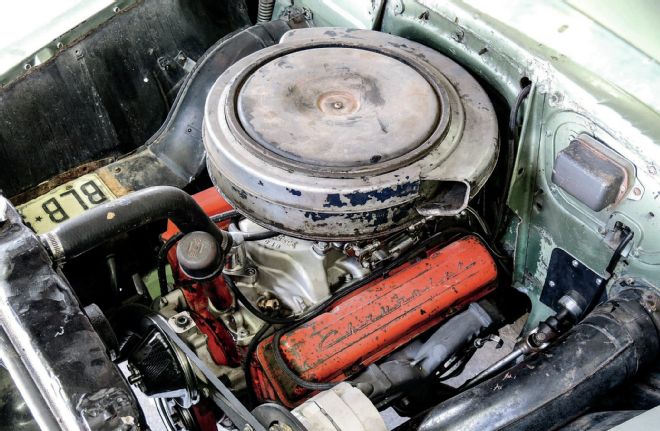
[237,46,441,168]
[205,27,498,240]
[254,236,497,406]
[0,0,249,198]
[0,198,141,430]
[540,248,604,312]
[552,134,633,212]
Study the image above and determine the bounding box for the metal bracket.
[540,248,603,312]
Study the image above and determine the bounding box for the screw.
[649,165,657,175]
[571,260,579,268]
[548,280,556,288]
[127,372,142,385]
[243,425,254,431]
[633,187,642,197]
[549,92,563,106]
[313,241,332,255]
[175,315,190,328]
[113,6,120,13]
[595,278,602,286]
[625,277,635,285]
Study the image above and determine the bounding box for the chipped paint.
[254,236,497,406]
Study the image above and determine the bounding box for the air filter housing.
[203,28,497,240]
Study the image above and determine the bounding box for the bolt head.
[175,315,190,327]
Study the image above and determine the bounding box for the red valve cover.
[252,235,498,406]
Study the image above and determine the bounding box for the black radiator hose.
[40,186,231,262]
[406,289,660,431]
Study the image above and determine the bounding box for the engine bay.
[0,1,659,430]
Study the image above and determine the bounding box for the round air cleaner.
[204,28,497,240]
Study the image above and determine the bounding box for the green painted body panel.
[274,0,660,325]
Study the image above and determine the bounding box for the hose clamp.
[40,232,65,263]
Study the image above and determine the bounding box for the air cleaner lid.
[236,47,441,168]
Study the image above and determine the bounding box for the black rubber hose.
[228,220,280,241]
[494,83,532,239]
[582,225,634,315]
[240,230,279,241]
[41,186,232,262]
[406,289,660,431]
[211,210,240,223]
[157,232,184,297]
[272,328,336,391]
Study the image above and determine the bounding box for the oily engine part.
[204,27,498,240]
[410,289,660,431]
[252,236,498,406]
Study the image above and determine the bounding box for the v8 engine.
[126,27,510,429]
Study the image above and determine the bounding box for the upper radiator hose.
[407,289,660,431]
[40,186,232,262]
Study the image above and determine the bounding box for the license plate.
[17,173,116,233]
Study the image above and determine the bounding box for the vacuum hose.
[407,289,660,431]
